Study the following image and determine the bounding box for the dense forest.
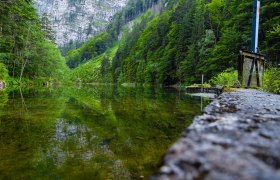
[0,0,68,85]
[67,0,279,86]
[0,0,279,90]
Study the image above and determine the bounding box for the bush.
[209,68,238,87]
[0,90,8,108]
[263,68,280,94]
[0,63,8,82]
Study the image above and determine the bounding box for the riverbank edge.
[151,89,280,180]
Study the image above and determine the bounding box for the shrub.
[0,63,8,82]
[0,90,8,108]
[209,68,238,87]
[263,68,280,94]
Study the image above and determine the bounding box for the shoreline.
[151,89,280,179]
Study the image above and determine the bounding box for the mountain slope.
[66,0,161,68]
[69,0,280,85]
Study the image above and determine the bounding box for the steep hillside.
[66,0,161,68]
[35,0,128,48]
[70,10,156,83]
[69,0,280,85]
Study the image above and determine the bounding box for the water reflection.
[0,85,210,179]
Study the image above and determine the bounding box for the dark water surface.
[0,85,210,179]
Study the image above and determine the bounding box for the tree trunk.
[19,59,28,82]
[19,26,31,82]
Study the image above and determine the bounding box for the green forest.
[0,0,69,85]
[0,0,279,92]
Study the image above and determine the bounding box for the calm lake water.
[0,85,210,179]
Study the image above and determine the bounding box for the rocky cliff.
[35,0,128,46]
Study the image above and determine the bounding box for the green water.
[0,85,210,179]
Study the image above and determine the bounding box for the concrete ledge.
[185,86,223,95]
[151,89,280,180]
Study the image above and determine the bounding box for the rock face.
[35,0,128,46]
[151,89,280,180]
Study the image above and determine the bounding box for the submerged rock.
[151,89,280,180]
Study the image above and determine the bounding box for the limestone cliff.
[35,0,128,46]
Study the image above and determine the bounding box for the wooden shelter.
[238,50,266,87]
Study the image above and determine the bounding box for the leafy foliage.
[209,68,238,87]
[65,0,161,69]
[67,0,279,90]
[0,0,69,84]
[66,32,113,68]
[0,63,8,81]
[263,68,280,93]
[69,43,119,83]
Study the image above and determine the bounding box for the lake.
[0,85,210,179]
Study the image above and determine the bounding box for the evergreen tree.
[41,13,55,43]
[69,0,280,85]
[0,0,68,82]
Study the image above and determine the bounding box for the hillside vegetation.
[68,0,279,86]
[0,0,69,85]
[0,0,279,90]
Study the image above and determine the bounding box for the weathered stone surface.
[151,89,280,180]
[35,0,128,46]
[0,81,5,90]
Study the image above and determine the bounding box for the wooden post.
[201,74,204,93]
